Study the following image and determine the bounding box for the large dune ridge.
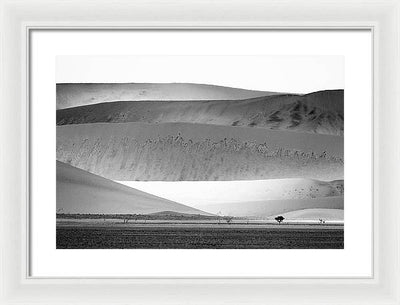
[199,196,344,217]
[56,161,211,215]
[57,122,343,181]
[117,179,344,207]
[57,89,344,136]
[56,83,277,109]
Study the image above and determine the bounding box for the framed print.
[34,31,361,277]
[1,0,400,304]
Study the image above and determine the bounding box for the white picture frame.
[1,0,399,304]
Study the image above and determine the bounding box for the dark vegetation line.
[56,213,227,221]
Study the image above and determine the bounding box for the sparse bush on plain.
[275,215,285,224]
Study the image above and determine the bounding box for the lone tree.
[275,215,285,224]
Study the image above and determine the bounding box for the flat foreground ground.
[56,222,344,249]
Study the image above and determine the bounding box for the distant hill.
[57,89,343,136]
[56,83,277,109]
[56,161,211,215]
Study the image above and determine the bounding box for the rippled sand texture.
[57,89,343,136]
[57,122,343,181]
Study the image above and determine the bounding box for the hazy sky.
[56,55,344,94]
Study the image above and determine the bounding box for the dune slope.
[117,179,344,207]
[57,122,343,181]
[271,208,344,221]
[56,161,211,215]
[57,89,343,136]
[56,83,276,109]
[200,196,344,217]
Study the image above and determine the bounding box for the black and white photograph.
[56,56,344,249]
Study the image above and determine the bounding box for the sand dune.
[56,83,345,219]
[57,89,343,136]
[199,196,344,217]
[117,179,344,207]
[56,83,276,109]
[57,122,343,181]
[270,208,344,221]
[56,161,210,215]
